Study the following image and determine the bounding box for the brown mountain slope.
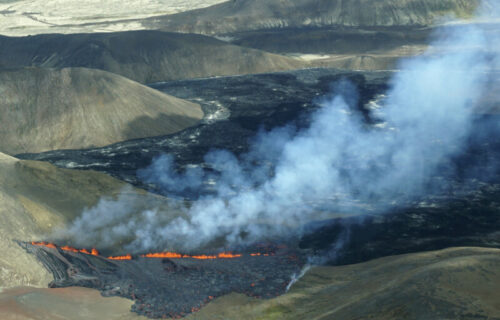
[0,67,203,154]
[0,30,305,84]
[0,152,177,289]
[0,152,127,288]
[147,0,485,35]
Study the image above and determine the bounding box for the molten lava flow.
[79,248,91,255]
[217,252,242,258]
[31,241,57,249]
[140,252,243,260]
[108,254,132,260]
[31,241,270,262]
[31,242,99,256]
[141,252,185,259]
[191,254,217,259]
[60,245,79,253]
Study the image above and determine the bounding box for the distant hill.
[0,30,305,83]
[0,67,203,154]
[147,0,483,35]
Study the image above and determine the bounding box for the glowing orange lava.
[141,252,243,260]
[216,252,242,258]
[31,242,99,256]
[31,242,269,261]
[79,248,91,255]
[141,252,185,259]
[108,254,132,260]
[31,241,57,249]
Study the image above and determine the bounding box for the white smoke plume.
[61,4,499,252]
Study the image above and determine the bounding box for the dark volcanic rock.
[229,26,430,55]
[299,186,500,265]
[299,117,500,265]
[20,243,304,318]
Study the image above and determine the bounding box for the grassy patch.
[258,304,293,320]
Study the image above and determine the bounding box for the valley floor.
[0,0,227,36]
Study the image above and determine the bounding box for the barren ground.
[0,0,228,36]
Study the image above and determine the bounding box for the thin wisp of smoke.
[59,4,499,252]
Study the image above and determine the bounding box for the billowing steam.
[60,3,499,252]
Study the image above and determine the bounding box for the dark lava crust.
[299,185,500,266]
[20,243,305,318]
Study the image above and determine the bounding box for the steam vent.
[21,242,304,318]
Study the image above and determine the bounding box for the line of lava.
[141,252,243,259]
[30,242,271,261]
[31,242,99,256]
[107,254,133,260]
